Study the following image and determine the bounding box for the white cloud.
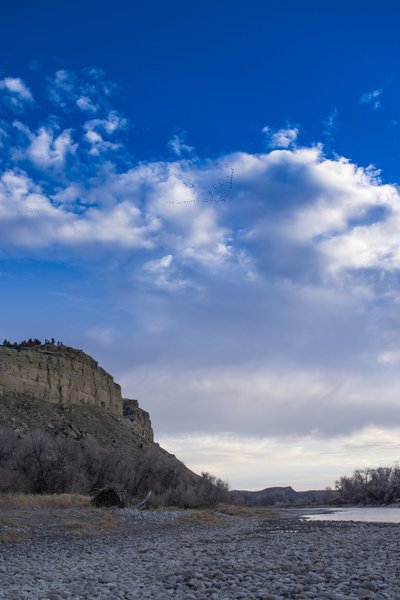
[12,120,79,170]
[4,70,400,490]
[85,110,127,134]
[57,201,160,248]
[359,89,382,110]
[3,141,400,283]
[76,96,97,112]
[168,133,194,157]
[143,254,190,290]
[0,127,8,149]
[228,147,400,279]
[323,108,338,140]
[145,254,174,271]
[0,170,160,250]
[27,127,78,168]
[120,362,400,439]
[47,68,114,113]
[5,77,400,487]
[378,350,400,365]
[83,111,127,154]
[159,427,400,490]
[263,125,299,148]
[47,70,77,109]
[85,326,117,345]
[0,77,34,111]
[0,77,33,100]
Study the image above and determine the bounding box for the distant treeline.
[336,466,400,504]
[0,428,229,508]
[2,338,64,348]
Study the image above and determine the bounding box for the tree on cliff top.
[1,339,64,348]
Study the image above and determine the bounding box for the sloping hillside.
[231,485,338,506]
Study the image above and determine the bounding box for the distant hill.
[230,485,338,506]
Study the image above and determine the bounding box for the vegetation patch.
[178,509,227,526]
[0,428,230,508]
[0,530,26,544]
[215,504,281,518]
[0,493,91,510]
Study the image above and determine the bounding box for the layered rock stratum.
[0,344,154,445]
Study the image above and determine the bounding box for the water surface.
[302,506,400,523]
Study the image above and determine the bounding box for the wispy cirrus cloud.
[323,108,338,140]
[47,67,115,113]
[359,88,382,110]
[168,133,194,157]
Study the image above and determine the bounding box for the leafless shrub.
[0,467,30,493]
[336,465,400,504]
[0,428,18,464]
[0,427,230,507]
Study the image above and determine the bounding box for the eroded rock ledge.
[0,344,153,442]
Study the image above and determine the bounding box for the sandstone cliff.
[0,344,153,443]
[0,343,208,505]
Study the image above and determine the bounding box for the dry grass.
[0,517,19,527]
[61,520,89,534]
[179,509,226,525]
[0,530,25,544]
[0,493,91,510]
[214,503,281,518]
[177,505,280,525]
[60,510,118,536]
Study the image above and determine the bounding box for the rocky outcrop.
[0,343,204,504]
[0,344,153,442]
[123,399,154,442]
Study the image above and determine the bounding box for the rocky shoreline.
[1,509,399,600]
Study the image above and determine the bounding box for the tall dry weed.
[0,493,91,510]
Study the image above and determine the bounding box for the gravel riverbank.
[1,509,400,600]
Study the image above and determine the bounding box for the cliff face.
[123,399,154,442]
[0,345,153,442]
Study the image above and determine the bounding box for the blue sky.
[2,1,400,490]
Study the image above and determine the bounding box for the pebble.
[0,512,400,599]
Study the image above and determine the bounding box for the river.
[300,506,400,523]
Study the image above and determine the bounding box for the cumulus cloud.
[0,169,160,250]
[3,134,400,284]
[262,125,299,148]
[28,127,77,168]
[5,70,400,473]
[83,110,127,155]
[0,77,34,112]
[11,121,78,169]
